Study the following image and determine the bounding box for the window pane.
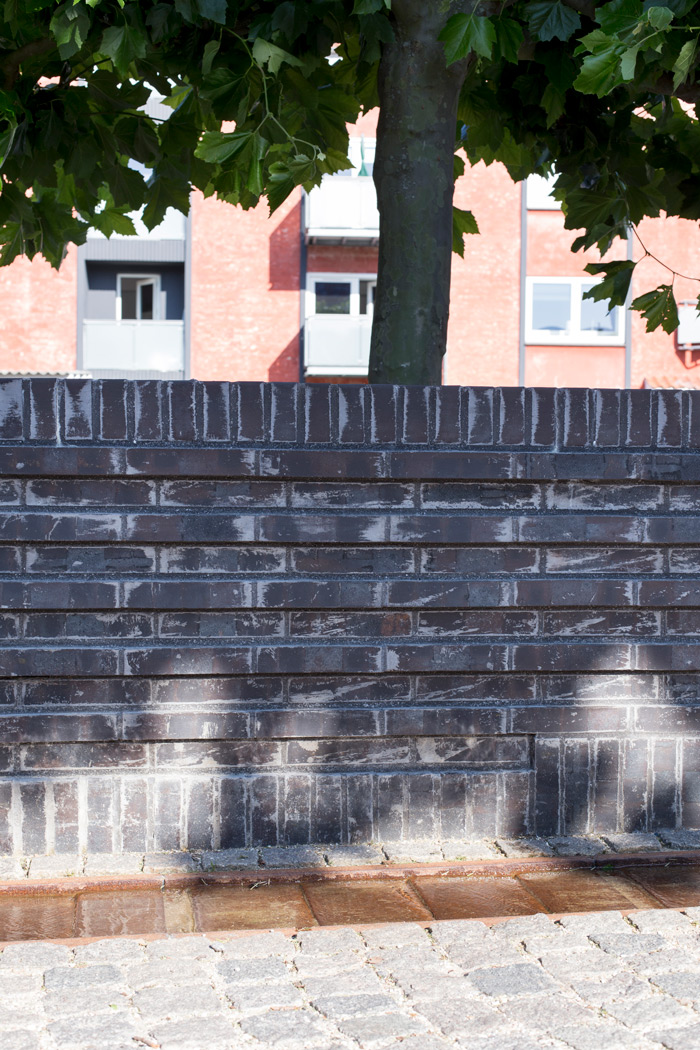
[120,278,138,320]
[315,282,351,314]
[581,283,617,334]
[139,281,154,320]
[532,283,571,332]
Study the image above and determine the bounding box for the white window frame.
[525,276,625,346]
[305,272,377,319]
[116,273,161,321]
[526,173,561,211]
[333,137,376,177]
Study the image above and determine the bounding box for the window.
[334,137,376,177]
[525,277,624,345]
[526,173,560,210]
[306,274,376,318]
[117,275,160,321]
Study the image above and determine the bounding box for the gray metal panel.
[83,239,186,263]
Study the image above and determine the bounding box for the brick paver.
[4,910,700,1049]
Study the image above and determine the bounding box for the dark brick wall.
[2,378,700,851]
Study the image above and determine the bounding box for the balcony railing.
[82,320,185,378]
[304,315,371,376]
[305,177,379,244]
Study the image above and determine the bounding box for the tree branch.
[1,37,55,90]
[649,71,700,103]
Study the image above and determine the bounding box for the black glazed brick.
[134,382,164,441]
[28,379,58,441]
[463,388,494,444]
[591,389,621,447]
[337,385,366,444]
[270,383,298,443]
[202,382,231,441]
[497,388,525,446]
[304,384,334,443]
[368,385,398,444]
[20,781,47,854]
[220,777,247,848]
[168,381,198,443]
[529,388,555,447]
[559,388,589,448]
[0,379,22,439]
[656,389,683,448]
[64,380,93,441]
[98,381,129,441]
[433,386,461,444]
[625,389,653,447]
[236,382,267,441]
[401,386,431,445]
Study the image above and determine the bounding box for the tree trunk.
[369,2,470,385]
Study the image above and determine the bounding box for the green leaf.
[100,24,148,76]
[439,13,496,64]
[202,40,220,74]
[597,0,644,37]
[196,0,227,23]
[631,283,679,332]
[50,1,91,59]
[142,177,190,231]
[252,38,303,74]
[495,18,524,63]
[195,130,252,164]
[584,259,635,307]
[541,82,565,125]
[452,206,479,257]
[646,5,674,28]
[620,45,640,80]
[352,0,389,11]
[94,207,137,237]
[574,35,624,95]
[525,1,581,42]
[673,38,698,89]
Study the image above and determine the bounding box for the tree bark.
[369,1,470,385]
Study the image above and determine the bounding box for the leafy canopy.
[2,0,700,331]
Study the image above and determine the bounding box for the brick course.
[2,379,700,850]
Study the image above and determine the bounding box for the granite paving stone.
[0,858,26,879]
[650,970,700,1002]
[604,995,698,1030]
[467,963,558,997]
[224,982,305,1011]
[8,906,700,1050]
[650,1024,700,1050]
[602,833,665,852]
[0,1033,41,1050]
[148,1017,240,1050]
[200,848,260,870]
[239,1009,333,1047]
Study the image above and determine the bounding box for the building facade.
[2,110,700,389]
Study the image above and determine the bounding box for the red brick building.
[2,108,700,390]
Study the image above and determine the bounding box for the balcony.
[305,176,379,245]
[82,320,185,379]
[304,315,371,376]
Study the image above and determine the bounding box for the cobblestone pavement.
[5,909,700,1050]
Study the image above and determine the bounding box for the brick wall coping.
[1,379,698,451]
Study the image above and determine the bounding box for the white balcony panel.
[304,315,371,375]
[678,304,700,347]
[305,178,379,241]
[87,207,186,240]
[83,320,185,373]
